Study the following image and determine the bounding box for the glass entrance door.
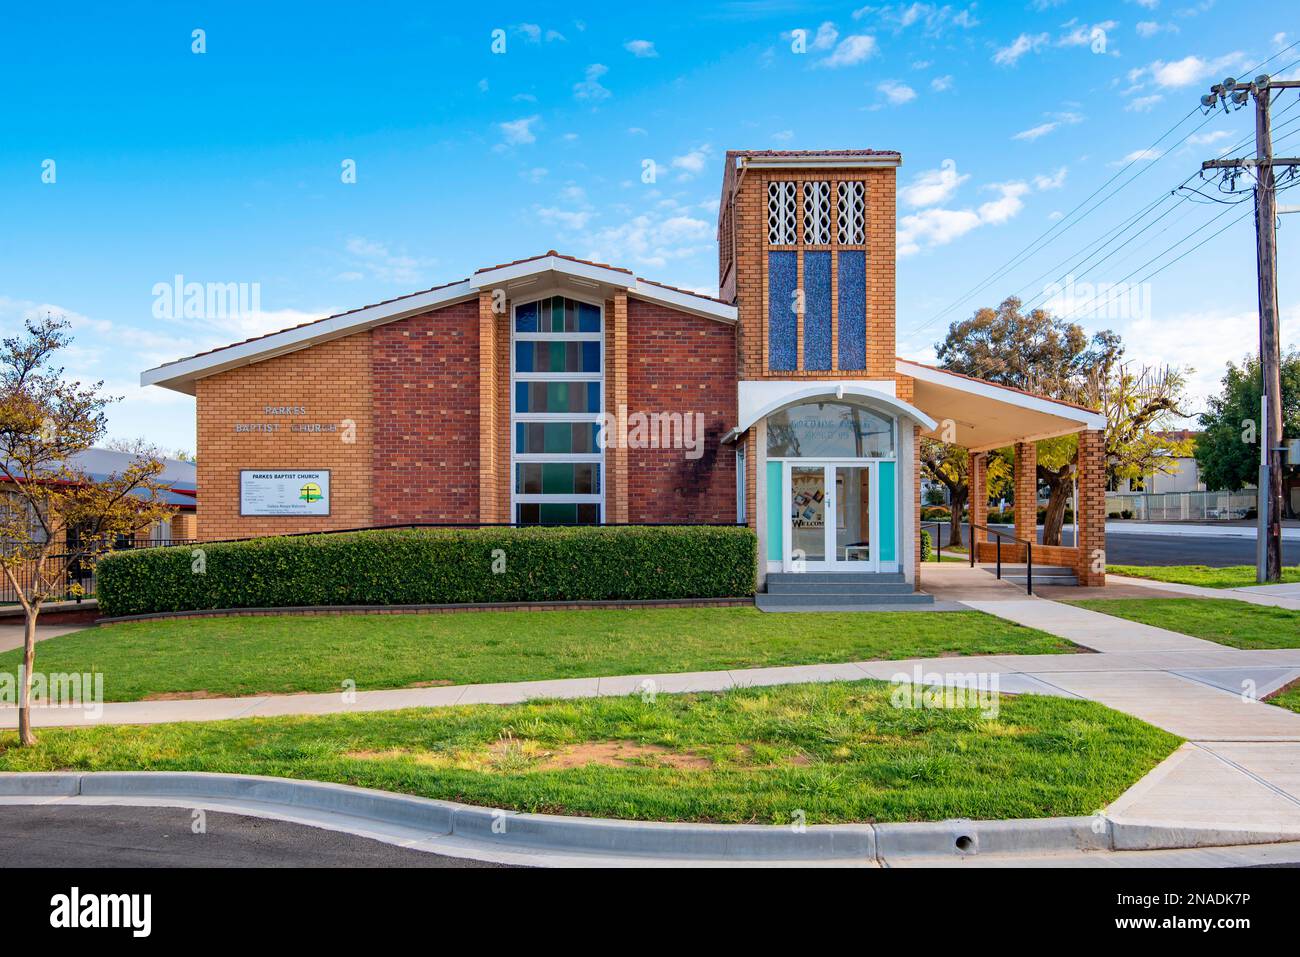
[785,463,877,571]
[789,466,828,565]
[835,466,871,565]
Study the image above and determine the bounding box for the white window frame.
[768,181,797,245]
[510,289,606,524]
[837,181,866,245]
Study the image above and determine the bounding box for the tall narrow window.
[803,182,832,245]
[511,295,604,525]
[768,181,797,244]
[837,181,865,245]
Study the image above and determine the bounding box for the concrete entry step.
[767,579,926,595]
[756,591,935,610]
[766,572,906,586]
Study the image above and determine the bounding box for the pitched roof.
[141,253,736,394]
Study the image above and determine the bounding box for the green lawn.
[0,607,1077,702]
[1069,598,1300,650]
[1108,564,1300,589]
[1267,681,1300,716]
[0,680,1180,824]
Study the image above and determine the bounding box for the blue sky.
[1,1,1297,453]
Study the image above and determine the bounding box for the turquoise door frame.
[766,459,898,572]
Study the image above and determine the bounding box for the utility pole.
[1199,74,1299,582]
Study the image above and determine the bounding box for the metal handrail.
[919,521,944,563]
[967,521,1034,595]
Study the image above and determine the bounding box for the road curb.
[6,770,1293,863]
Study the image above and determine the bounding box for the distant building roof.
[3,448,196,509]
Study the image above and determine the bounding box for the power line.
[906,42,1300,339]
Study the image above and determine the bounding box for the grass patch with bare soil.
[0,680,1179,824]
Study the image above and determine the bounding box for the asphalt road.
[937,525,1300,567]
[0,805,506,868]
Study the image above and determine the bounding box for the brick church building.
[143,149,1108,594]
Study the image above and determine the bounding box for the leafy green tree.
[938,297,1190,544]
[1195,351,1300,512]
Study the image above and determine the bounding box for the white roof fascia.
[140,280,476,394]
[473,255,634,290]
[898,359,1107,431]
[630,281,737,324]
[740,156,901,169]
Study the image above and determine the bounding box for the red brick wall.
[625,298,738,522]
[371,300,480,523]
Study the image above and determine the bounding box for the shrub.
[97,525,758,617]
[920,506,951,521]
[920,529,932,562]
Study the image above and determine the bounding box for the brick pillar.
[1075,429,1107,586]
[477,291,499,523]
[610,292,629,523]
[968,450,988,558]
[1013,441,1038,557]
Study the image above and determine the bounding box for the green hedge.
[920,529,932,562]
[97,526,758,618]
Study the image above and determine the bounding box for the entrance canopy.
[899,359,1105,452]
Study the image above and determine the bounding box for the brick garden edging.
[96,596,754,625]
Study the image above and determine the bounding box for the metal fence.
[1105,491,1258,522]
[0,538,197,605]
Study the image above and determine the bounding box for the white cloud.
[812,21,839,51]
[1133,51,1247,89]
[816,35,879,68]
[993,33,1049,66]
[1119,147,1163,162]
[343,236,434,285]
[1013,122,1059,142]
[1135,20,1178,37]
[899,158,968,207]
[574,63,611,101]
[535,207,593,231]
[771,129,795,141]
[1126,93,1165,111]
[1187,130,1230,146]
[514,23,565,44]
[895,172,1059,255]
[498,115,540,146]
[585,210,714,270]
[1033,167,1068,190]
[1057,20,1118,49]
[853,3,980,36]
[1123,305,1300,415]
[930,74,953,92]
[1012,111,1083,141]
[624,39,658,58]
[877,80,917,105]
[671,144,713,179]
[627,126,648,136]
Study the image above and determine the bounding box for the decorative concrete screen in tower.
[837,181,865,245]
[767,181,796,244]
[802,182,832,246]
